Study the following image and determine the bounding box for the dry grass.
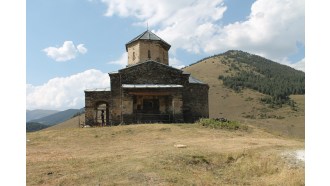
[183,57,305,139]
[43,114,85,131]
[27,124,304,185]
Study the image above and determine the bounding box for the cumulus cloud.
[207,0,305,62]
[100,0,304,63]
[43,41,88,62]
[290,58,305,72]
[108,52,128,67]
[26,69,109,110]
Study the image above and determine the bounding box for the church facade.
[84,30,209,125]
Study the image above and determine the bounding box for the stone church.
[84,30,209,125]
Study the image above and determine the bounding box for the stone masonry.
[84,30,209,126]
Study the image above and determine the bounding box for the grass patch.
[197,118,248,131]
[159,150,304,185]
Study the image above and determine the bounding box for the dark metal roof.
[122,84,183,88]
[125,30,171,51]
[84,87,111,92]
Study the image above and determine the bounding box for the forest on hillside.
[26,122,49,132]
[213,50,305,107]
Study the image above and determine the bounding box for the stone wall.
[183,83,209,122]
[119,61,189,85]
[127,40,169,66]
[84,91,112,126]
[108,73,122,124]
[107,61,208,124]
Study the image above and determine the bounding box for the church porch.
[120,84,184,123]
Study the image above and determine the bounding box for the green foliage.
[26,122,49,132]
[198,118,248,131]
[215,50,304,107]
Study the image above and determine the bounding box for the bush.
[198,118,248,131]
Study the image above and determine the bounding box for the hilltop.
[183,50,304,138]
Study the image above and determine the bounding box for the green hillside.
[218,50,304,105]
[183,50,305,139]
[26,122,49,132]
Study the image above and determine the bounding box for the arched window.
[148,50,151,59]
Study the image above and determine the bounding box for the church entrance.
[132,95,171,123]
[142,99,160,114]
[94,101,110,126]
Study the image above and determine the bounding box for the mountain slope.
[44,113,85,130]
[26,109,59,122]
[183,50,305,138]
[30,108,84,126]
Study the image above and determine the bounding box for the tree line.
[218,50,305,107]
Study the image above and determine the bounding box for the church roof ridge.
[119,60,183,72]
[125,30,171,51]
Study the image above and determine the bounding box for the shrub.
[198,118,247,131]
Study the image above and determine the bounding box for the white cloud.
[208,0,305,61]
[77,44,88,54]
[108,52,127,67]
[169,57,185,69]
[100,0,304,63]
[43,41,88,62]
[26,69,109,110]
[290,58,305,72]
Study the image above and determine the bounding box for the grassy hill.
[183,50,305,139]
[43,113,85,130]
[27,123,304,185]
[30,108,84,126]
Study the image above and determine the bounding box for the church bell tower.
[125,30,171,67]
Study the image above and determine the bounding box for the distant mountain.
[26,122,49,132]
[26,109,59,122]
[30,108,84,126]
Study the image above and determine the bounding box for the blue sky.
[26,0,305,110]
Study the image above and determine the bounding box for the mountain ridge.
[26,109,59,122]
[29,108,84,126]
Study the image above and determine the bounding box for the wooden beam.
[128,92,172,96]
